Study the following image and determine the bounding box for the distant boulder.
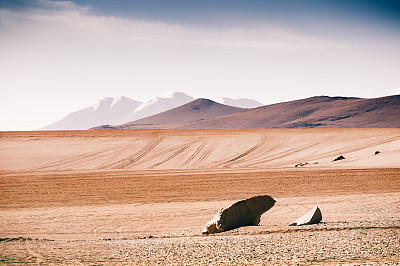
[295,162,308,167]
[333,155,345,162]
[289,206,322,226]
[202,195,276,234]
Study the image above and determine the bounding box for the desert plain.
[0,128,399,264]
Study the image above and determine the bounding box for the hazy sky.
[1,0,399,130]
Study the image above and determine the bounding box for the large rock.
[202,195,276,234]
[289,206,322,226]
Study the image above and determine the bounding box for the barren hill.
[180,95,400,129]
[94,98,247,129]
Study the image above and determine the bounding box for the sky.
[1,0,399,130]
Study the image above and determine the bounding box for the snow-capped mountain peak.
[39,92,195,130]
[111,96,125,108]
[214,97,264,109]
[127,92,194,121]
[92,97,113,111]
[40,96,143,130]
[160,91,191,99]
[39,92,264,130]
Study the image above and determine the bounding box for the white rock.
[289,206,322,226]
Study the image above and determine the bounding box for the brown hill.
[180,95,400,128]
[94,98,247,129]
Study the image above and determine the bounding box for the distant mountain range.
[39,92,196,130]
[40,93,399,130]
[93,95,400,130]
[39,96,142,130]
[39,92,264,130]
[177,95,400,129]
[93,98,247,129]
[214,97,264,109]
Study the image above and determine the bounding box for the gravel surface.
[1,222,399,264]
[113,226,400,265]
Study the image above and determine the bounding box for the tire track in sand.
[33,147,113,170]
[149,138,202,169]
[110,136,165,169]
[221,134,267,167]
[179,138,210,168]
[98,140,140,169]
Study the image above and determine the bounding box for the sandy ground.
[1,129,399,170]
[1,129,400,264]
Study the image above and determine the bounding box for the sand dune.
[1,129,399,171]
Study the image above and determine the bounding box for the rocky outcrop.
[202,195,276,234]
[289,206,322,226]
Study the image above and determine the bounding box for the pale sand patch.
[1,129,399,171]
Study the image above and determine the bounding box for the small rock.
[333,155,345,162]
[295,162,308,167]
